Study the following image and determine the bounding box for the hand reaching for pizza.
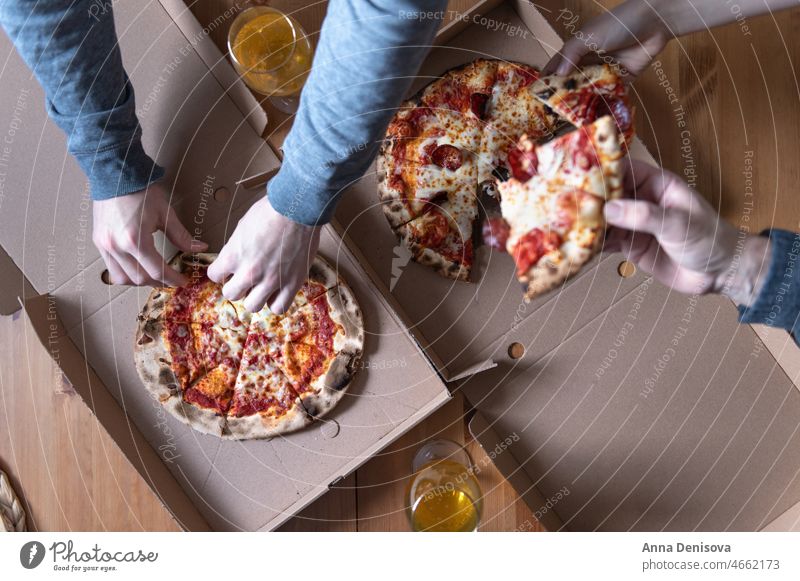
[543,1,670,78]
[603,160,770,306]
[93,182,207,287]
[207,196,321,314]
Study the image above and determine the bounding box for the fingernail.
[605,201,622,221]
[556,63,571,75]
[191,239,208,250]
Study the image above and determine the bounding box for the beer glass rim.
[227,6,303,75]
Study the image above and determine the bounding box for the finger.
[600,225,630,253]
[134,236,188,287]
[162,205,207,253]
[222,268,260,302]
[206,252,233,284]
[268,278,303,315]
[622,158,686,205]
[114,251,160,287]
[604,199,690,242]
[101,251,131,285]
[547,37,592,76]
[243,280,279,313]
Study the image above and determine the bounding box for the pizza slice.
[498,118,623,301]
[529,64,634,147]
[394,187,478,281]
[275,285,363,418]
[478,61,560,188]
[379,104,478,229]
[225,326,311,439]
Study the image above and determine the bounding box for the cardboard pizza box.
[0,0,451,531]
[326,0,800,531]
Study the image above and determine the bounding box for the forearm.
[0,0,162,199]
[268,0,447,226]
[654,0,798,37]
[729,230,800,342]
[716,233,771,307]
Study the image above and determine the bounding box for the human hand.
[543,0,671,78]
[603,159,769,306]
[207,195,321,314]
[93,182,207,287]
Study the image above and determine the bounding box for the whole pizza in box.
[378,61,632,300]
[134,254,364,439]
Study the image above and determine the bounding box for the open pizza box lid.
[0,0,451,530]
[330,0,800,530]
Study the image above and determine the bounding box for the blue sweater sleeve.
[738,229,800,344]
[267,0,448,225]
[0,0,163,200]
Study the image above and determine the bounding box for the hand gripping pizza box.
[331,0,800,531]
[0,0,451,531]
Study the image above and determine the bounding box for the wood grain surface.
[1,0,798,532]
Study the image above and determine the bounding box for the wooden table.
[1,0,798,532]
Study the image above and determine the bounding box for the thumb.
[162,206,207,253]
[544,37,591,76]
[604,199,689,242]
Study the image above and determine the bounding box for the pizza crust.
[163,396,227,437]
[298,281,365,419]
[529,64,617,110]
[223,401,312,440]
[519,232,601,301]
[134,296,179,403]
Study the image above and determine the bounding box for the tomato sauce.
[513,229,562,276]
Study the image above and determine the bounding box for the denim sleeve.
[0,0,163,200]
[267,0,447,226]
[738,229,800,344]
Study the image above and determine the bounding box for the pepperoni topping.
[390,120,413,140]
[581,94,632,135]
[516,66,539,88]
[470,93,490,119]
[482,217,510,252]
[407,106,432,130]
[431,144,463,170]
[513,229,562,276]
[570,129,600,171]
[507,143,538,182]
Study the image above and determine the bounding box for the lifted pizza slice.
[529,64,634,147]
[498,118,623,300]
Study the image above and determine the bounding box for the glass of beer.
[406,439,483,532]
[227,6,314,113]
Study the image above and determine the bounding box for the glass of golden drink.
[406,439,483,532]
[227,6,314,113]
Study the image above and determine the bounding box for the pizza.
[498,115,624,300]
[377,60,634,288]
[134,253,364,439]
